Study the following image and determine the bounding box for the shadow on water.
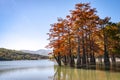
[96,63,120,72]
[53,63,120,80]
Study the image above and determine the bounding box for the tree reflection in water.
[53,65,120,80]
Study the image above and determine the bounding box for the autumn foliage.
[46,3,120,67]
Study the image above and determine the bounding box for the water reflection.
[53,65,120,80]
[0,60,55,80]
[0,60,120,80]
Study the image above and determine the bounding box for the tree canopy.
[47,3,120,67]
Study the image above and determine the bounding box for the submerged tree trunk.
[88,34,96,65]
[62,55,68,65]
[85,32,89,65]
[68,49,73,67]
[90,53,96,65]
[104,51,110,66]
[104,30,110,66]
[69,54,75,67]
[90,53,92,64]
[77,55,81,68]
[68,37,75,67]
[111,54,116,64]
[82,34,86,67]
[86,50,89,65]
[67,28,75,67]
[77,35,81,68]
[91,53,96,65]
[54,53,61,66]
[91,40,96,65]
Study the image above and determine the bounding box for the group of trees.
[47,3,120,67]
[0,48,48,60]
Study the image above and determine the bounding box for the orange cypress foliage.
[47,3,112,66]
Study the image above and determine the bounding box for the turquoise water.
[0,60,120,80]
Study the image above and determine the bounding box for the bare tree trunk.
[68,35,75,67]
[85,32,89,65]
[91,40,96,65]
[69,54,75,67]
[91,52,96,65]
[54,53,61,66]
[89,36,96,65]
[62,55,67,65]
[90,52,96,65]
[111,54,116,65]
[82,34,86,67]
[77,35,81,68]
[103,31,110,66]
[89,34,92,65]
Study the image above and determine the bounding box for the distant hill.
[21,49,52,56]
[0,48,48,60]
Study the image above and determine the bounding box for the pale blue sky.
[0,0,120,50]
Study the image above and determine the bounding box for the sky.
[0,0,120,50]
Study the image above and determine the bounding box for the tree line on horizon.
[46,3,120,67]
[0,48,48,60]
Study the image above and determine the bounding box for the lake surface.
[0,60,120,80]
